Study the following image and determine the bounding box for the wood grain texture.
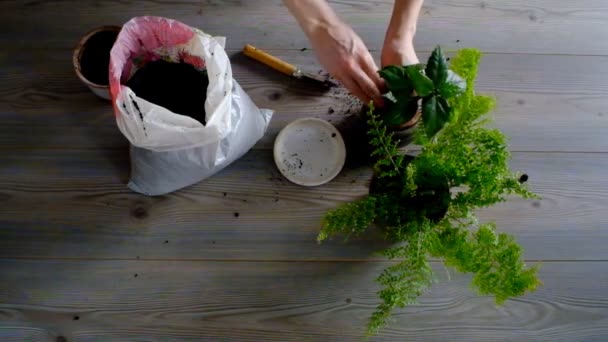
[2,0,608,55]
[2,50,608,153]
[1,151,606,261]
[0,260,607,341]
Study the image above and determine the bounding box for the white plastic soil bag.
[109,16,272,195]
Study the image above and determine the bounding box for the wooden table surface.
[1,1,607,341]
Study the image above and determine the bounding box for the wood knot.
[131,205,148,220]
[268,92,282,101]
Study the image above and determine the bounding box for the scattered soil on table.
[126,60,208,125]
[80,30,119,85]
[316,69,340,89]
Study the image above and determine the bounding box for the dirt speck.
[134,274,138,278]
[56,336,67,342]
[519,174,529,183]
[300,47,307,52]
[234,212,240,218]
[73,315,80,321]
[517,99,526,105]
[346,298,352,303]
[328,107,335,114]
[532,201,541,208]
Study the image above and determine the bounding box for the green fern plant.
[318,47,541,336]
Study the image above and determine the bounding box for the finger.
[337,73,371,104]
[361,53,387,93]
[352,67,385,107]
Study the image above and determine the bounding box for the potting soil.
[80,30,119,85]
[126,60,208,126]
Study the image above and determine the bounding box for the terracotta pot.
[73,25,121,100]
[388,99,422,146]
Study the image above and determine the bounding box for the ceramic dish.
[274,118,346,186]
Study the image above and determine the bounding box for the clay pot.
[73,25,121,100]
[388,99,422,146]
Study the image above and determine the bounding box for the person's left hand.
[381,38,419,68]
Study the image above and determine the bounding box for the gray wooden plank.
[1,151,606,261]
[2,50,608,152]
[0,328,52,342]
[1,0,607,55]
[0,260,606,341]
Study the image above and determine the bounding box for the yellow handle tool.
[243,44,297,76]
[243,44,328,83]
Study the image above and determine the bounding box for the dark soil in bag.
[126,60,209,126]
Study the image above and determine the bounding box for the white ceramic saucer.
[274,118,346,186]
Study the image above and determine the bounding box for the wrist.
[385,0,423,46]
[283,0,340,38]
[385,25,416,46]
[300,16,340,39]
[382,40,418,67]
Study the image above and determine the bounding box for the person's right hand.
[307,20,385,107]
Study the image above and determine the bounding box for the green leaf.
[426,46,449,86]
[405,65,434,97]
[438,70,466,98]
[382,98,419,127]
[422,95,451,137]
[449,48,482,85]
[379,66,409,92]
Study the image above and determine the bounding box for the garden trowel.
[243,44,332,85]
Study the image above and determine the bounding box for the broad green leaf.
[426,46,449,86]
[379,66,409,92]
[405,65,434,97]
[422,95,451,137]
[382,99,419,127]
[438,70,466,98]
[382,103,407,127]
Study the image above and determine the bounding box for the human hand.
[381,38,419,67]
[307,20,385,106]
